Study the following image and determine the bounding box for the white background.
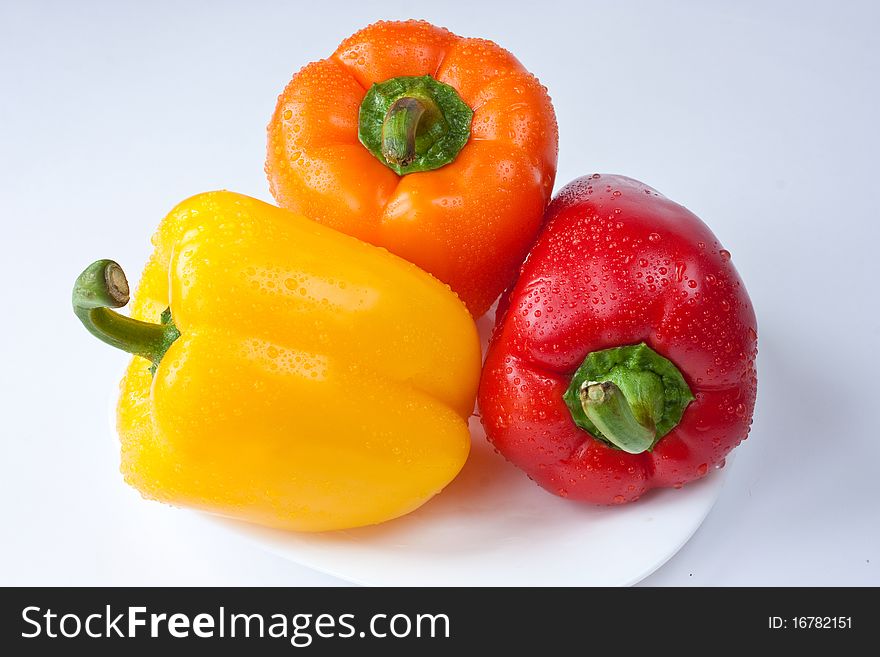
[1,0,877,585]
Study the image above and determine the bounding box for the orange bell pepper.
[266,20,558,317]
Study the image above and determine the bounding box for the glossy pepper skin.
[266,19,558,317]
[74,192,480,531]
[479,175,757,504]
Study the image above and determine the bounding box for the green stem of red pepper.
[563,343,694,454]
[579,381,656,454]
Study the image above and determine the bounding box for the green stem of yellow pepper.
[72,259,179,367]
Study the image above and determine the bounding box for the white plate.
[209,427,728,587]
[113,310,729,586]
[213,311,728,586]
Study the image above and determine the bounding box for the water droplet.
[719,249,731,261]
[697,463,708,476]
[612,495,625,504]
[648,233,661,242]
[675,262,686,281]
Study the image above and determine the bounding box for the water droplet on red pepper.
[675,262,686,281]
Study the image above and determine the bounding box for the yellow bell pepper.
[72,191,480,531]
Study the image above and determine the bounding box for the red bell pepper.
[478,174,757,504]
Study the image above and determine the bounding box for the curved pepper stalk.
[72,259,179,371]
[358,74,473,175]
[563,343,694,454]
